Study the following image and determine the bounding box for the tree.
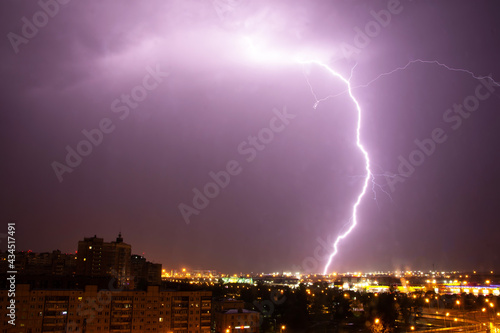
[371,320,392,333]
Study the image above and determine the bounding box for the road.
[415,307,498,332]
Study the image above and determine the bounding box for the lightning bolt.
[296,60,372,275]
[320,59,500,101]
[358,59,500,90]
[241,38,374,274]
[243,36,499,275]
[297,58,500,275]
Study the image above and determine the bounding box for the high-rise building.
[131,255,162,287]
[76,233,131,287]
[76,235,106,276]
[111,233,132,286]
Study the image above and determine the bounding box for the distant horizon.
[6,238,499,276]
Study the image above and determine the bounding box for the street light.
[456,299,464,322]
[488,302,495,321]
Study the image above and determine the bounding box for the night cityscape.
[2,0,500,332]
[1,234,500,332]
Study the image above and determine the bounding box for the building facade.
[0,284,211,333]
[213,300,260,333]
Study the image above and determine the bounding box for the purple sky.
[2,0,500,274]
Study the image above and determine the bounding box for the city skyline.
[2,1,500,274]
[3,232,499,276]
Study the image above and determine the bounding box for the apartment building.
[0,284,211,333]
